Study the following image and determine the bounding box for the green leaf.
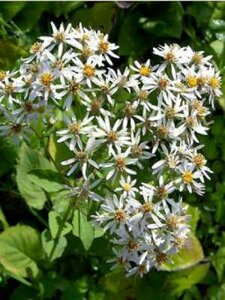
[186,205,200,232]
[49,211,72,239]
[141,3,184,39]
[0,2,26,21]
[41,229,67,262]
[187,2,214,26]
[71,2,116,32]
[118,12,150,56]
[72,210,94,251]
[0,225,42,279]
[0,206,9,231]
[212,247,225,281]
[16,144,54,210]
[0,137,17,177]
[28,168,65,193]
[166,263,209,297]
[161,233,204,271]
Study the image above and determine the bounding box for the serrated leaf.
[0,225,42,279]
[28,169,65,193]
[41,229,67,262]
[161,233,204,271]
[16,144,54,210]
[49,211,72,239]
[72,210,94,251]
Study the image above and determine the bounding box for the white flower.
[101,148,137,181]
[61,138,99,178]
[94,116,130,154]
[115,176,138,198]
[57,112,95,150]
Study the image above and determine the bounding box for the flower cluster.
[0,23,221,276]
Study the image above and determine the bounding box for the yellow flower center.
[166,215,179,230]
[4,83,14,95]
[165,107,176,119]
[69,122,80,134]
[192,52,203,65]
[91,100,101,113]
[69,80,80,94]
[193,153,206,168]
[139,90,148,101]
[83,64,95,77]
[156,252,168,265]
[187,76,198,88]
[182,171,193,184]
[123,183,131,192]
[54,32,64,43]
[127,240,139,251]
[165,51,175,62]
[158,77,169,90]
[30,42,42,54]
[40,72,53,87]
[115,157,126,171]
[107,131,118,143]
[139,65,151,77]
[114,209,126,222]
[209,77,220,89]
[141,202,153,213]
[186,116,196,128]
[99,41,109,53]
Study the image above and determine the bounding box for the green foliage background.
[0,1,225,299]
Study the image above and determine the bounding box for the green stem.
[48,198,75,262]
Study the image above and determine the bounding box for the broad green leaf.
[186,205,200,232]
[0,137,17,177]
[161,233,204,271]
[48,134,72,170]
[166,263,209,296]
[42,229,67,262]
[71,2,116,32]
[49,211,72,239]
[28,168,65,193]
[0,2,26,21]
[212,247,225,281]
[16,144,54,209]
[187,2,214,26]
[141,3,184,39]
[118,12,150,56]
[0,225,42,279]
[72,210,94,251]
[0,206,9,230]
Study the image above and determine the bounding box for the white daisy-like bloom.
[92,31,119,65]
[130,59,157,78]
[141,176,176,200]
[93,194,129,233]
[66,175,102,202]
[39,22,82,57]
[72,56,105,88]
[153,44,191,71]
[142,71,176,104]
[115,176,138,198]
[0,23,221,277]
[94,116,130,154]
[61,137,99,178]
[101,148,137,181]
[176,163,203,194]
[57,112,95,150]
[92,74,118,106]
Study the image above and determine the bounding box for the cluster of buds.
[0,23,221,276]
